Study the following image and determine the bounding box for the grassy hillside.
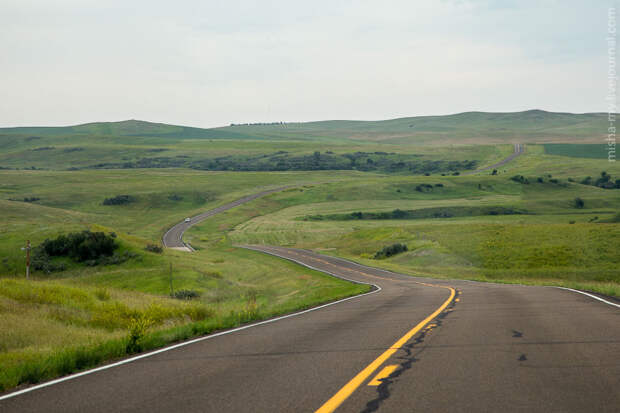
[225,173,620,294]
[1,110,612,146]
[1,110,610,172]
[219,110,611,144]
[0,119,247,140]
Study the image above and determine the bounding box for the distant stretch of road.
[162,186,291,250]
[163,143,525,251]
[2,245,618,412]
[464,143,524,175]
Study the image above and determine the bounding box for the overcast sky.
[0,0,614,127]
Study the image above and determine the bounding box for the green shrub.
[83,251,138,266]
[238,290,259,322]
[126,315,153,353]
[144,244,163,254]
[40,231,117,262]
[31,248,66,273]
[510,175,529,184]
[173,289,200,300]
[415,183,434,192]
[374,243,408,259]
[31,231,133,272]
[102,195,134,206]
[574,197,585,209]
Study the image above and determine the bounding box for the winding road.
[162,186,291,250]
[163,144,524,250]
[2,148,619,412]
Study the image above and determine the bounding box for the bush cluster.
[144,244,163,253]
[40,231,118,262]
[31,231,132,273]
[574,197,585,209]
[102,195,134,206]
[173,289,200,300]
[580,171,620,189]
[31,251,66,274]
[307,206,528,221]
[83,251,138,267]
[85,151,477,175]
[374,243,408,259]
[510,175,529,184]
[415,183,433,192]
[8,197,40,202]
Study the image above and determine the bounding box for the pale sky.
[0,0,614,127]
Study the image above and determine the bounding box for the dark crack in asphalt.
[359,290,460,413]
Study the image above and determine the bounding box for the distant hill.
[216,110,611,144]
[0,110,611,144]
[0,119,248,140]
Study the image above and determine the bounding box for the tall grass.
[0,277,368,391]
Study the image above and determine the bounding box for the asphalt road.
[464,143,524,175]
[162,186,291,250]
[2,245,618,412]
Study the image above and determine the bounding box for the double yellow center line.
[315,284,456,413]
[263,247,457,413]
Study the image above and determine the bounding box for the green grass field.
[544,144,612,159]
[0,115,619,392]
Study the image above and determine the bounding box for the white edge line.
[0,248,380,402]
[313,251,620,306]
[554,286,620,308]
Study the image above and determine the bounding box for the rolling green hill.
[0,110,611,171]
[0,110,612,144]
[0,119,247,140]
[219,110,611,144]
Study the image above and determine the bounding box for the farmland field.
[544,143,611,159]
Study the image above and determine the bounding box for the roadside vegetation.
[374,243,408,259]
[304,206,529,221]
[0,170,370,391]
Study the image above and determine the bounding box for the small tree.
[574,197,585,209]
[491,169,497,175]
